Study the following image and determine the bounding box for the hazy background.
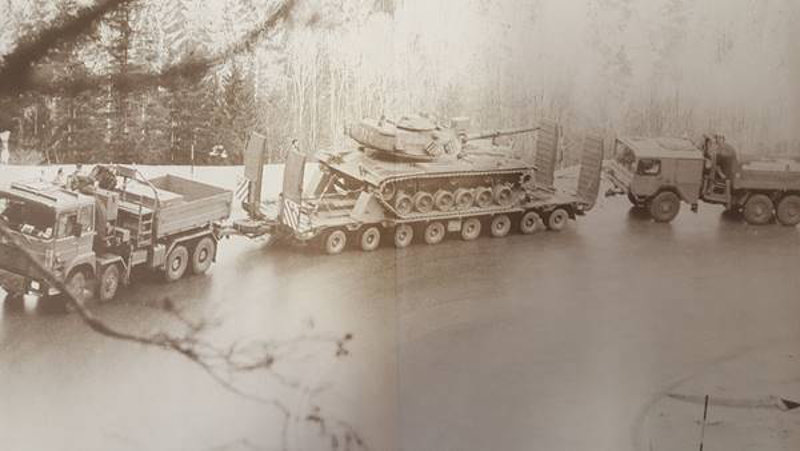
[1,0,798,164]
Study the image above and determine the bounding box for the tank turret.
[347,113,538,162]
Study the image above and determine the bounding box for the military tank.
[235,115,604,254]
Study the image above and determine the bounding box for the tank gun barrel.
[462,126,540,143]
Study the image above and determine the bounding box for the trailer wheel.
[519,211,542,234]
[359,226,381,252]
[322,229,347,255]
[776,195,800,226]
[164,245,189,282]
[743,194,774,225]
[648,191,680,223]
[98,264,121,302]
[490,215,512,237]
[394,224,414,248]
[191,237,216,274]
[423,222,446,245]
[461,217,482,241]
[546,208,570,231]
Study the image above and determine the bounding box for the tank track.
[373,168,539,220]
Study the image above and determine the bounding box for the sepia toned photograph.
[1,1,799,450]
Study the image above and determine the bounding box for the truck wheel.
[776,195,800,226]
[648,191,680,223]
[164,245,189,282]
[546,208,570,230]
[423,222,446,245]
[322,229,347,255]
[191,237,216,274]
[743,194,774,225]
[519,211,542,234]
[98,264,121,302]
[490,215,512,237]
[461,217,482,241]
[65,269,92,306]
[359,226,381,252]
[394,224,414,248]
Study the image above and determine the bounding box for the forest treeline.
[0,0,798,165]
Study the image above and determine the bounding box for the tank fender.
[351,191,386,224]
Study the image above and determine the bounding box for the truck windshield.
[0,194,55,240]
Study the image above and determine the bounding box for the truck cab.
[0,181,96,301]
[605,137,705,222]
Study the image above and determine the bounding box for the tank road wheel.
[519,211,542,234]
[454,188,474,210]
[394,224,414,248]
[380,183,396,201]
[413,191,434,213]
[493,184,514,207]
[164,244,189,282]
[359,226,381,252]
[434,190,455,212]
[191,237,216,275]
[546,208,570,231]
[474,187,493,208]
[460,217,482,241]
[743,194,775,225]
[394,192,413,216]
[648,191,681,223]
[322,229,348,255]
[65,269,92,305]
[490,215,512,238]
[423,222,446,245]
[776,195,800,226]
[97,264,121,303]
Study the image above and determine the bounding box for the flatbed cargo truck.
[0,165,232,306]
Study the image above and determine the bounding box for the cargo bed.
[147,175,232,239]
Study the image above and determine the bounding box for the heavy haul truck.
[233,116,604,254]
[0,165,232,306]
[604,135,800,225]
[0,115,603,307]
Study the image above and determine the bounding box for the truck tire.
[394,224,414,248]
[776,195,800,226]
[743,194,774,225]
[546,208,570,230]
[97,264,121,302]
[191,237,216,274]
[66,268,92,305]
[423,222,446,245]
[460,217,482,241]
[359,226,381,252]
[490,214,512,237]
[649,191,680,223]
[519,211,542,234]
[322,229,347,255]
[164,245,189,282]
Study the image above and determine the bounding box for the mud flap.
[534,119,561,188]
[576,132,605,210]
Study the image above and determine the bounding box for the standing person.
[0,130,10,165]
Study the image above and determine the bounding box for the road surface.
[2,187,800,450]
